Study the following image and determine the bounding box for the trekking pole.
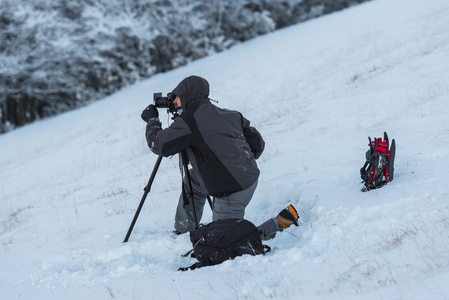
[123,155,163,243]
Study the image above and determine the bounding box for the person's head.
[172,75,209,110]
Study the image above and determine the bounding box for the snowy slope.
[1,0,449,299]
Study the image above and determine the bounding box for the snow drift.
[1,0,449,299]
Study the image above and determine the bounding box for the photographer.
[141,75,298,240]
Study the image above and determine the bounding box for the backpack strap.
[181,248,194,257]
[178,261,204,272]
[262,244,271,254]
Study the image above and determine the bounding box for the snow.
[1,0,449,299]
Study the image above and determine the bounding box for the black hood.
[172,75,210,110]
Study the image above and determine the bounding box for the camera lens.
[153,92,179,113]
[154,96,168,108]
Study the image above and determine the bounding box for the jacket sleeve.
[145,117,192,157]
[241,115,265,159]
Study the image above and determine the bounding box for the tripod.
[123,150,208,243]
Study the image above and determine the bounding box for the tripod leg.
[123,155,163,243]
[180,151,200,229]
[206,195,213,210]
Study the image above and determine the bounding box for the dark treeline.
[0,0,369,133]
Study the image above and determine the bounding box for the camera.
[153,92,177,113]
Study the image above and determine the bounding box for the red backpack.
[360,132,396,192]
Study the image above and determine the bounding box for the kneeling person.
[141,75,298,239]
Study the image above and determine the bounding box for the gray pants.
[174,168,282,240]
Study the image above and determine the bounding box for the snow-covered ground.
[1,0,449,299]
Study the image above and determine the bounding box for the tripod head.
[169,109,181,120]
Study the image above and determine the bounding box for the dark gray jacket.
[145,76,264,197]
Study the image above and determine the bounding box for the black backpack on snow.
[360,132,396,192]
[179,219,270,271]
